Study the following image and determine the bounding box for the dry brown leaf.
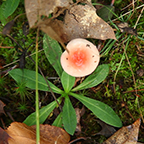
[25,0,116,44]
[0,127,10,144]
[63,4,116,41]
[5,122,70,144]
[0,100,6,115]
[2,20,15,35]
[94,119,116,137]
[75,107,85,135]
[39,4,116,44]
[31,124,70,144]
[117,22,137,36]
[102,118,141,144]
[38,19,68,49]
[25,0,73,28]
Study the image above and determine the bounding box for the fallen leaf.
[93,119,116,137]
[75,107,85,135]
[0,127,10,144]
[5,122,70,144]
[25,0,116,46]
[22,22,29,36]
[24,0,73,28]
[39,19,68,49]
[102,118,141,144]
[97,5,115,22]
[0,100,6,115]
[2,20,15,35]
[32,124,70,144]
[63,4,116,41]
[39,3,116,43]
[117,22,137,36]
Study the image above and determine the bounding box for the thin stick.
[122,42,144,123]
[35,29,40,144]
[121,0,137,11]
[123,89,144,93]
[2,49,44,68]
[127,0,135,20]
[0,46,14,48]
[110,4,144,22]
[134,5,144,29]
[3,35,62,111]
[113,37,130,93]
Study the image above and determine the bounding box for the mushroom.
[60,38,100,77]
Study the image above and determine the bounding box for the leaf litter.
[0,119,142,144]
[25,0,116,50]
[102,118,141,144]
[0,122,70,144]
[0,100,6,115]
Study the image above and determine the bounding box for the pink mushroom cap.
[60,38,100,77]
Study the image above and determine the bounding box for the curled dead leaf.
[103,118,141,144]
[0,127,10,144]
[94,119,116,137]
[5,122,70,144]
[25,0,73,28]
[39,3,116,44]
[25,0,116,46]
[0,100,6,115]
[63,4,116,41]
[75,107,85,135]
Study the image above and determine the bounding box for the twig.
[35,28,40,144]
[111,4,144,22]
[0,46,14,48]
[113,37,130,93]
[123,89,144,93]
[134,5,144,29]
[2,49,44,68]
[68,137,88,144]
[7,112,15,122]
[0,65,17,75]
[27,52,62,111]
[0,118,6,129]
[121,0,137,11]
[120,95,135,120]
[122,42,144,123]
[127,0,135,21]
[3,34,62,111]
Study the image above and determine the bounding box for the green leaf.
[0,3,7,25]
[9,68,63,94]
[72,64,109,91]
[97,5,115,22]
[70,92,122,127]
[24,99,60,126]
[62,96,77,135]
[52,112,63,128]
[3,0,20,18]
[61,71,75,93]
[43,34,63,78]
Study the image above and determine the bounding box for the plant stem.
[36,29,40,144]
